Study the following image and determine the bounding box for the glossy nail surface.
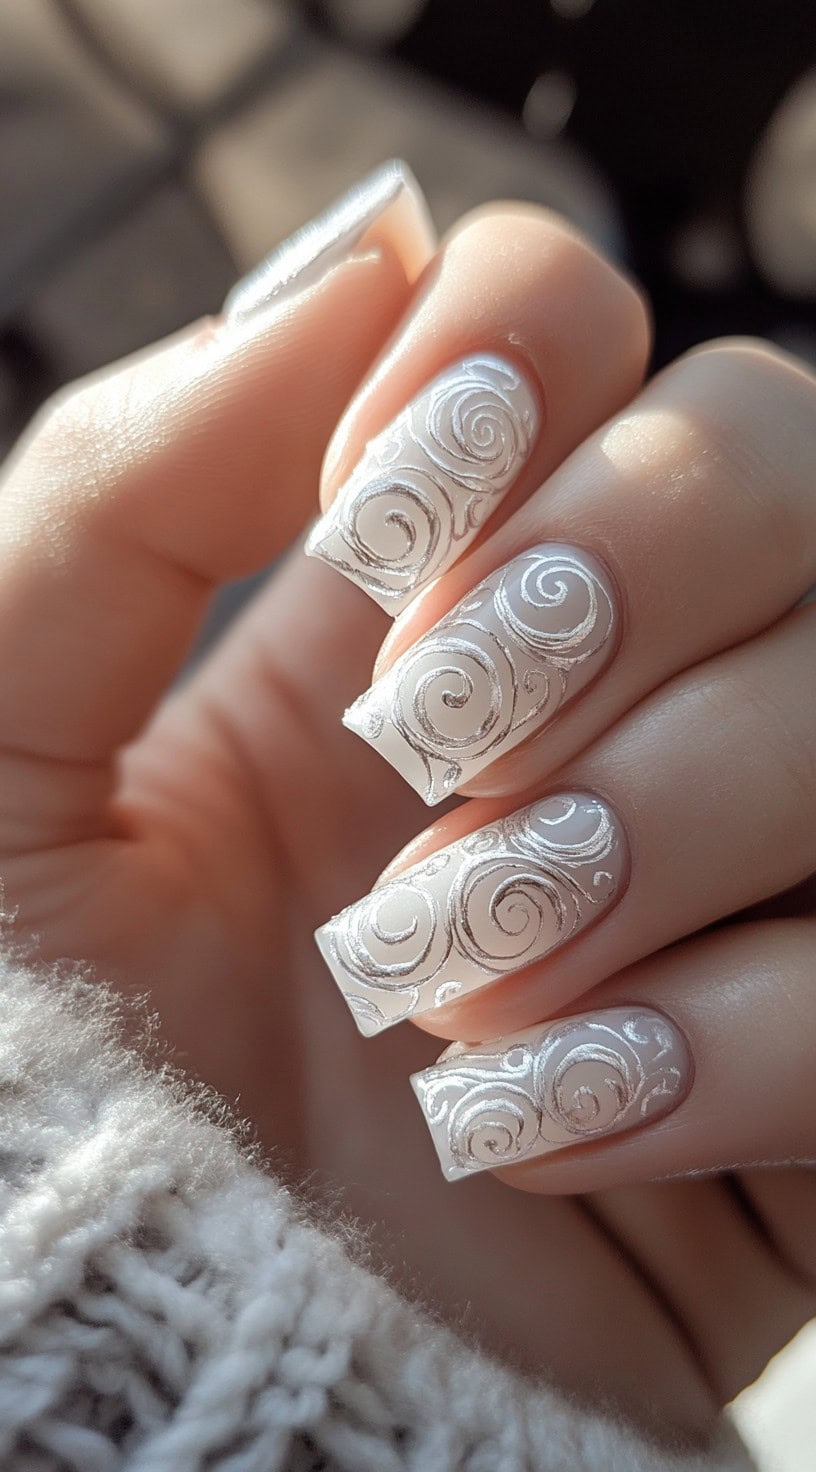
[344,543,617,804]
[412,1007,691,1181]
[223,159,433,324]
[306,353,540,613]
[315,794,626,1036]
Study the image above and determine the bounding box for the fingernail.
[223,159,434,325]
[315,793,627,1037]
[305,353,541,614]
[344,543,617,804]
[412,1007,691,1182]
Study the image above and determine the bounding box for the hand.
[1,177,814,1445]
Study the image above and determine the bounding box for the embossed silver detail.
[344,543,617,804]
[305,354,540,613]
[411,1008,691,1181]
[314,794,626,1036]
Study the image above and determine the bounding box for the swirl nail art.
[344,544,617,804]
[315,794,627,1036]
[412,1008,691,1181]
[306,353,540,613]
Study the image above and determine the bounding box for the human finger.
[0,166,432,847]
[315,602,816,1039]
[306,205,649,613]
[344,340,816,806]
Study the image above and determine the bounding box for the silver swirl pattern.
[333,469,449,600]
[344,543,617,805]
[314,794,626,1036]
[305,353,539,613]
[421,361,531,491]
[495,550,606,663]
[412,1009,691,1180]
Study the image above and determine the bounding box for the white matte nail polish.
[306,353,541,613]
[223,159,434,324]
[412,1007,692,1181]
[315,793,627,1036]
[344,542,617,804]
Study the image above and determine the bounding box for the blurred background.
[2,0,816,460]
[1,4,815,1466]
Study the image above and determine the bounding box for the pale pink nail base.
[412,1007,692,1181]
[314,793,627,1037]
[306,353,540,613]
[344,543,617,805]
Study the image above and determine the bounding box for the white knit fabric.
[0,948,753,1471]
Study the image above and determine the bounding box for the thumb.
[0,164,433,797]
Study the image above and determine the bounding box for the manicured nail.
[412,1007,691,1182]
[223,159,434,324]
[315,793,626,1037]
[344,543,617,804]
[305,353,540,614]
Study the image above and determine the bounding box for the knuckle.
[710,656,816,838]
[19,375,126,514]
[683,334,816,392]
[643,338,816,574]
[28,380,95,466]
[445,205,650,347]
[668,336,816,447]
[30,377,94,444]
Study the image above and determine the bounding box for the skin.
[0,205,814,1446]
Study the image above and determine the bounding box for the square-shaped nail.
[411,1008,691,1181]
[223,158,434,325]
[315,794,626,1036]
[305,353,540,613]
[343,543,617,804]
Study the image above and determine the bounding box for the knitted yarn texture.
[0,949,753,1472]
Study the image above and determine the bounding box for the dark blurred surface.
[386,0,816,364]
[1,0,815,459]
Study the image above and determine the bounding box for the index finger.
[307,206,650,613]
